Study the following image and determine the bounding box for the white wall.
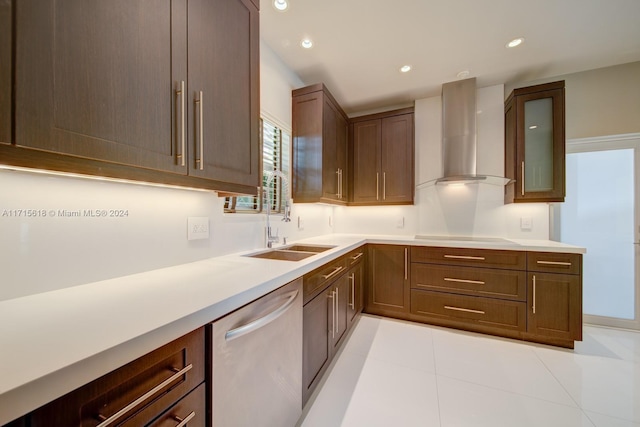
[0,39,330,301]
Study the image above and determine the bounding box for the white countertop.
[0,234,584,424]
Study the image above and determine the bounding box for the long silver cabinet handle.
[225,290,298,342]
[383,172,386,200]
[321,266,344,280]
[96,364,193,427]
[376,173,379,200]
[349,273,355,309]
[335,288,339,334]
[444,277,485,285]
[195,91,204,170]
[174,412,196,427]
[521,161,525,196]
[444,306,485,315]
[532,275,536,314]
[444,255,485,261]
[404,248,408,280]
[336,169,340,197]
[176,81,185,166]
[536,260,572,266]
[329,291,336,338]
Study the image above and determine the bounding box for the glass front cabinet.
[504,81,565,203]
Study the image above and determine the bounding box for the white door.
[558,134,640,329]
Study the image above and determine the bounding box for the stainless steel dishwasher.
[210,278,302,426]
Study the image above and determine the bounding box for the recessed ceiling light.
[300,38,313,49]
[529,125,538,129]
[273,0,288,11]
[456,70,470,79]
[506,38,524,48]
[400,65,412,73]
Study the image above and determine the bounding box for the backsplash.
[0,169,332,301]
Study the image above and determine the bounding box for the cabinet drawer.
[125,383,206,427]
[412,246,526,270]
[528,252,582,275]
[345,246,365,267]
[303,257,348,304]
[411,290,526,332]
[30,328,205,427]
[411,264,526,301]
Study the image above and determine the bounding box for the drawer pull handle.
[174,411,196,427]
[351,252,364,262]
[536,260,572,266]
[225,291,299,341]
[96,364,193,427]
[444,278,485,285]
[321,266,344,280]
[444,306,485,315]
[444,255,485,261]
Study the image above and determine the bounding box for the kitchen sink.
[245,244,335,261]
[281,244,335,253]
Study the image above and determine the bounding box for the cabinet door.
[0,0,10,144]
[329,274,350,355]
[292,91,323,202]
[366,245,410,317]
[347,263,364,328]
[322,97,339,201]
[351,119,381,204]
[336,111,348,201]
[16,0,187,174]
[506,82,565,203]
[302,290,330,405]
[187,0,259,187]
[527,272,582,341]
[381,114,414,203]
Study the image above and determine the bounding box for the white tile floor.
[298,315,640,427]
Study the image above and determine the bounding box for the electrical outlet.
[188,217,210,240]
[329,215,333,227]
[520,217,533,231]
[397,217,405,229]
[298,216,304,230]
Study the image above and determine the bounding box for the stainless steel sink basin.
[282,244,335,253]
[245,244,335,261]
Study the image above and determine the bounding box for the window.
[224,118,291,213]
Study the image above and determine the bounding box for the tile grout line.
[431,331,444,427]
[530,345,583,410]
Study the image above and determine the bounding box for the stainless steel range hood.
[417,77,510,188]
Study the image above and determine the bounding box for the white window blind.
[224,118,290,213]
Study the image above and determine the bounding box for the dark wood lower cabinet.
[365,245,583,349]
[525,272,582,343]
[28,328,205,427]
[303,286,331,405]
[302,247,365,406]
[365,244,410,317]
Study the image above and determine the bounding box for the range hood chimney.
[431,77,510,186]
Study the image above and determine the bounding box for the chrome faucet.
[264,170,291,248]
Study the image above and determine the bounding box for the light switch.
[188,217,210,240]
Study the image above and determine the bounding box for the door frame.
[552,132,640,330]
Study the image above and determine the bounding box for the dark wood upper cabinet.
[505,81,565,203]
[186,0,259,187]
[350,108,414,205]
[10,0,259,193]
[1,0,12,145]
[292,84,348,204]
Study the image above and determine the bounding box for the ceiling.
[259,0,640,115]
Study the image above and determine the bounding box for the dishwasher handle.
[225,290,299,342]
